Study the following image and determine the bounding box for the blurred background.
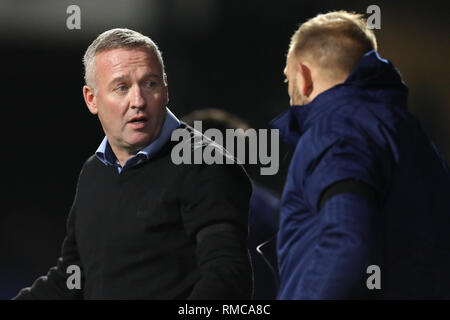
[1,0,448,299]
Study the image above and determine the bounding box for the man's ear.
[297,61,314,97]
[83,85,98,115]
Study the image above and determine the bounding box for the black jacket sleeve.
[180,161,253,299]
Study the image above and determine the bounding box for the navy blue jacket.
[271,50,450,299]
[248,182,280,299]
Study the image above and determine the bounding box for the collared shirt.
[95,107,180,173]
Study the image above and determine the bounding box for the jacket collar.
[270,50,408,146]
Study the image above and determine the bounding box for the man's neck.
[309,75,348,102]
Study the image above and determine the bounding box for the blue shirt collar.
[95,107,180,170]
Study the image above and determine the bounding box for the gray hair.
[83,28,166,93]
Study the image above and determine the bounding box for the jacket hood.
[270,50,408,146]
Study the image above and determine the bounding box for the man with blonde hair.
[14,28,253,299]
[271,11,450,299]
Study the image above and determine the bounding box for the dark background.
[1,0,449,299]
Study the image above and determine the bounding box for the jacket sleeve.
[180,161,253,300]
[13,171,85,300]
[295,190,378,299]
[293,130,390,299]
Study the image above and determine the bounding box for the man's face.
[284,50,308,106]
[88,47,168,154]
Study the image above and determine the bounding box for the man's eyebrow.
[142,72,162,79]
[110,75,129,84]
[110,73,161,84]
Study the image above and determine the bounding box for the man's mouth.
[127,115,149,129]
[128,116,148,124]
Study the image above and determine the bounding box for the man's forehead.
[96,48,159,70]
[285,50,295,69]
[94,48,162,80]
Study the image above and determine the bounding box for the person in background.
[182,108,281,299]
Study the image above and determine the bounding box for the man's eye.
[145,81,156,88]
[116,85,128,92]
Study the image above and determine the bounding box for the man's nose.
[130,85,145,109]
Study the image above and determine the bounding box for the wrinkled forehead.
[94,47,162,78]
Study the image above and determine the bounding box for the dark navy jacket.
[271,50,450,299]
[248,182,280,299]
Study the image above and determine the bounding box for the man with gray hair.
[272,11,450,299]
[14,28,253,299]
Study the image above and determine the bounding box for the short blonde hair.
[290,11,377,77]
[83,28,166,93]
